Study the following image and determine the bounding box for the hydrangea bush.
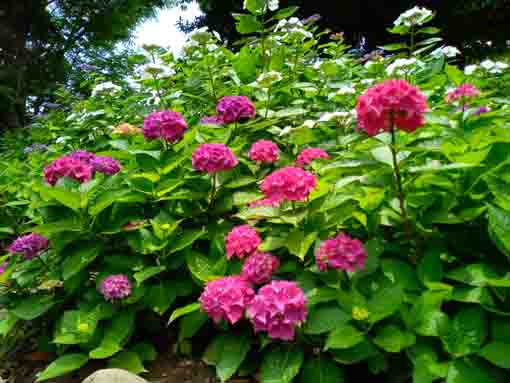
[1,2,510,382]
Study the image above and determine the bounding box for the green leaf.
[488,205,510,257]
[168,228,205,254]
[131,342,158,362]
[300,356,345,383]
[186,251,225,282]
[179,311,208,341]
[134,266,166,284]
[446,263,510,287]
[108,351,147,374]
[144,281,176,315]
[62,242,103,280]
[40,186,82,212]
[331,340,378,364]
[373,325,416,353]
[304,304,349,335]
[260,344,304,383]
[479,342,510,369]
[418,27,441,34]
[367,285,404,324]
[273,6,299,19]
[324,324,364,350]
[286,230,317,261]
[0,312,19,336]
[203,333,251,382]
[12,295,55,320]
[36,354,88,381]
[33,219,83,236]
[89,310,135,359]
[89,189,145,216]
[440,306,488,357]
[446,358,503,383]
[168,303,201,324]
[236,15,263,34]
[381,259,421,291]
[244,0,265,14]
[381,43,408,51]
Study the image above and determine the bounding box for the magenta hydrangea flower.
[445,83,481,103]
[43,156,93,185]
[216,96,256,124]
[475,106,490,116]
[192,143,238,174]
[0,262,8,274]
[260,167,317,203]
[356,79,428,136]
[225,225,262,260]
[200,115,225,125]
[99,274,132,302]
[247,281,307,341]
[249,140,280,163]
[241,252,280,285]
[316,233,367,272]
[8,233,49,259]
[249,197,281,209]
[91,156,122,175]
[69,150,97,164]
[296,148,330,167]
[199,276,255,324]
[143,110,188,143]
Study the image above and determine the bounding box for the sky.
[133,1,203,55]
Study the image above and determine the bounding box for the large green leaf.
[304,304,349,335]
[381,259,421,291]
[244,0,265,14]
[168,303,201,324]
[260,345,304,383]
[324,324,365,350]
[144,281,176,315]
[286,230,317,261]
[479,342,510,369]
[89,189,145,216]
[367,285,404,324]
[89,310,135,359]
[236,15,263,34]
[12,295,55,320]
[446,358,503,383]
[134,265,166,284]
[36,354,88,382]
[108,351,147,374]
[488,205,510,257]
[186,250,226,282]
[203,333,251,382]
[300,356,345,383]
[0,312,19,336]
[40,186,82,212]
[446,263,510,287]
[179,311,208,342]
[62,242,103,280]
[168,228,205,254]
[440,306,488,357]
[373,325,416,353]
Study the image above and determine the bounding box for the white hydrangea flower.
[55,136,72,144]
[256,71,283,87]
[91,81,121,97]
[361,78,375,85]
[319,111,355,123]
[267,0,279,11]
[212,31,222,41]
[481,59,509,74]
[189,27,212,43]
[313,60,323,70]
[300,120,316,129]
[432,46,461,58]
[386,58,424,76]
[207,44,219,52]
[464,64,478,75]
[276,17,303,31]
[394,6,433,27]
[480,59,496,71]
[140,64,175,80]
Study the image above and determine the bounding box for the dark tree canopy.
[180,0,510,55]
[0,0,175,132]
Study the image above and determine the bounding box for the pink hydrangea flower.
[225,225,262,260]
[91,156,122,175]
[249,197,281,208]
[249,140,280,163]
[260,167,317,203]
[216,96,256,124]
[43,156,93,185]
[356,79,428,136]
[199,276,255,324]
[69,150,96,164]
[200,115,225,125]
[99,274,132,301]
[8,233,49,259]
[247,281,307,341]
[143,110,188,143]
[445,83,481,103]
[192,144,238,174]
[241,252,280,285]
[296,148,330,167]
[316,233,367,272]
[0,262,8,274]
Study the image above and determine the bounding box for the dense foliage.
[2,2,510,382]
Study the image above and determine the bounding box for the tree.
[0,0,176,132]
[179,0,510,56]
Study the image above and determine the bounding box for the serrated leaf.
[12,295,55,320]
[203,333,251,382]
[367,285,404,324]
[236,15,263,34]
[479,342,510,369]
[260,344,304,383]
[324,324,364,350]
[440,307,487,357]
[62,242,103,280]
[304,305,349,335]
[168,228,205,254]
[168,303,201,324]
[108,351,147,374]
[89,310,135,359]
[134,266,166,284]
[373,325,416,353]
[144,281,176,315]
[36,354,88,381]
[300,356,345,383]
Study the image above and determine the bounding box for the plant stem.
[409,27,415,57]
[206,58,217,102]
[208,173,218,209]
[389,123,413,244]
[265,86,272,119]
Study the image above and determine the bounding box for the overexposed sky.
[133,1,203,54]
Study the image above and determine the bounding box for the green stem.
[208,173,218,209]
[409,28,415,57]
[265,86,272,119]
[206,58,217,102]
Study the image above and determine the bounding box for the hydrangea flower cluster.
[200,115,225,125]
[394,6,433,27]
[8,233,49,259]
[316,233,367,272]
[445,84,481,103]
[44,151,122,185]
[44,156,93,185]
[247,281,308,341]
[192,144,238,174]
[99,275,132,302]
[143,110,188,143]
[199,276,255,324]
[91,81,122,97]
[296,148,330,167]
[249,140,280,163]
[249,197,281,208]
[260,167,317,203]
[23,144,48,155]
[216,96,256,124]
[241,252,280,285]
[225,225,262,260]
[356,79,428,136]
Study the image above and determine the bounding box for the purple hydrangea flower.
[8,233,49,259]
[99,275,132,301]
